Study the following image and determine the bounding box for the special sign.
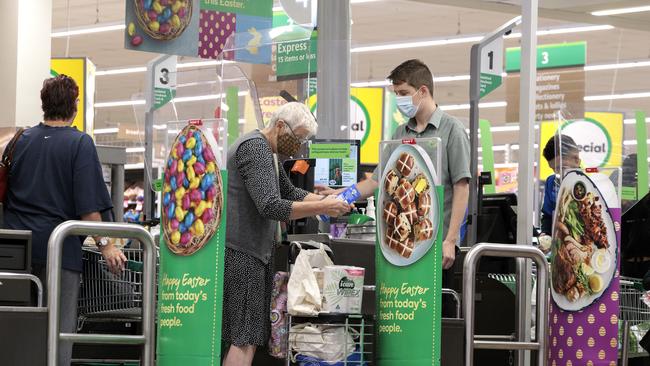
[538,112,623,179]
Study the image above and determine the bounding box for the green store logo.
[310,95,371,146]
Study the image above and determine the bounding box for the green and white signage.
[506,41,587,72]
[154,56,177,110]
[479,37,503,98]
[157,171,227,365]
[275,30,317,81]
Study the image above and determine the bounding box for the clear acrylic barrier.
[214,25,316,137]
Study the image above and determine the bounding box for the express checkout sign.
[539,112,624,179]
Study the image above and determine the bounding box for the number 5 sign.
[479,37,503,98]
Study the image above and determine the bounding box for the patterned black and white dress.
[222,135,308,347]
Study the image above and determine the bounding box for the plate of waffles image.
[378,144,439,266]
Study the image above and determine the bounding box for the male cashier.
[322,59,471,310]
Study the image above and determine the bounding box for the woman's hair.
[387,59,434,97]
[41,75,79,121]
[270,102,318,137]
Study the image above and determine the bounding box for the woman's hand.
[321,198,352,217]
[99,241,127,274]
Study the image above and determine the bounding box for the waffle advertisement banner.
[548,170,621,366]
[376,141,443,366]
[125,0,273,63]
[157,123,227,365]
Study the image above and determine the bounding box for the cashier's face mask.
[277,122,303,157]
[395,88,423,118]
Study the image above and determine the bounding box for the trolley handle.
[0,272,44,307]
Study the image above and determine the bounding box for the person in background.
[3,75,126,365]
[222,102,352,366]
[319,59,471,316]
[539,134,581,248]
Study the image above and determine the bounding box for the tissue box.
[322,266,365,314]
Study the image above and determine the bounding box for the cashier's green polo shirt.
[378,107,471,238]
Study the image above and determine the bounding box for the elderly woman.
[222,102,351,365]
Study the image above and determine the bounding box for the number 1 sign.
[479,37,503,99]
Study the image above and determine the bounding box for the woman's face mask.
[277,123,304,157]
[395,88,423,118]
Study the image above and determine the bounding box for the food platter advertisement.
[157,119,228,365]
[548,161,622,364]
[375,138,444,366]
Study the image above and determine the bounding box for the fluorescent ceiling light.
[95,67,147,76]
[273,0,379,11]
[353,58,650,86]
[153,124,168,130]
[51,23,125,38]
[94,100,146,108]
[584,92,650,101]
[352,36,484,53]
[93,127,119,135]
[624,139,650,146]
[125,163,145,170]
[353,24,613,53]
[125,147,145,153]
[94,91,247,108]
[592,5,650,16]
[96,60,231,77]
[584,60,650,71]
[624,117,650,125]
[440,101,507,111]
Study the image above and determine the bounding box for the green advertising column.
[479,119,496,194]
[636,111,649,198]
[375,140,443,365]
[157,123,227,365]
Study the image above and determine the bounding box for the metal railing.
[463,243,549,366]
[442,288,462,318]
[47,221,156,366]
[0,272,45,309]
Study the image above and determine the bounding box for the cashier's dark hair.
[387,59,434,97]
[41,75,79,121]
[543,134,579,162]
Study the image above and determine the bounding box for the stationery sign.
[548,170,621,366]
[376,141,443,365]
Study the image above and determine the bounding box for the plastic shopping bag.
[289,323,357,363]
[287,242,334,316]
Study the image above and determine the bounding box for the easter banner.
[375,140,443,365]
[125,0,273,63]
[157,124,227,365]
[548,170,621,366]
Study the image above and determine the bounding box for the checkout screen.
[311,144,358,188]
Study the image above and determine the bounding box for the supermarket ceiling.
[51,0,650,154]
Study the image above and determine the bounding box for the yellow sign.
[50,58,96,134]
[308,88,384,164]
[539,112,624,179]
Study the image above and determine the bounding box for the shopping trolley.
[74,245,159,365]
[619,277,650,365]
